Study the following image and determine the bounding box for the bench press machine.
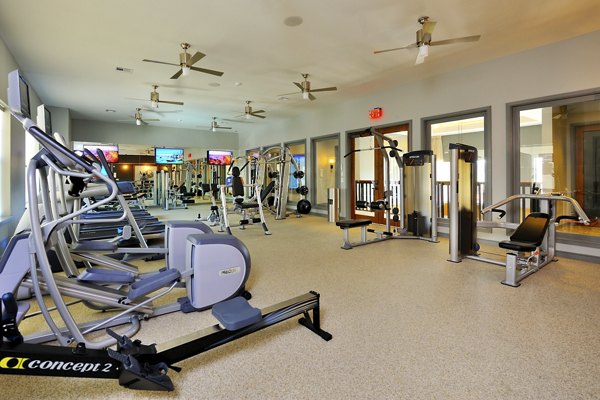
[447,143,591,286]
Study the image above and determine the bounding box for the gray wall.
[48,106,71,143]
[0,34,43,242]
[71,119,239,151]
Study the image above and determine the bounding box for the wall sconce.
[329,158,335,170]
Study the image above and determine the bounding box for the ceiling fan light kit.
[142,42,224,80]
[373,16,480,64]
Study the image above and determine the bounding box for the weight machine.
[260,146,311,219]
[336,128,438,249]
[447,142,591,286]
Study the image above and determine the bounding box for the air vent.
[115,66,134,73]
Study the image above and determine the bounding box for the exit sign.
[369,107,383,120]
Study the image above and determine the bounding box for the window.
[284,140,306,205]
[311,134,340,209]
[510,92,600,239]
[0,104,9,218]
[423,108,491,219]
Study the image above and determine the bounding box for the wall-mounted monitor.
[207,150,233,165]
[7,69,31,119]
[36,104,52,136]
[155,147,184,164]
[83,144,119,163]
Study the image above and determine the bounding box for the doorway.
[576,124,600,218]
[349,124,409,224]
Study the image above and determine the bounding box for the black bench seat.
[336,219,372,229]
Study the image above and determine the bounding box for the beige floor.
[3,203,600,400]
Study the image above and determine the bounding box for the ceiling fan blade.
[144,118,160,122]
[251,109,265,114]
[142,59,180,67]
[159,100,184,106]
[293,82,304,91]
[217,126,232,130]
[422,20,437,35]
[222,118,253,123]
[144,109,182,114]
[189,66,224,76]
[308,93,316,101]
[171,69,183,79]
[140,120,149,125]
[250,113,266,119]
[279,91,302,96]
[430,35,481,46]
[310,86,337,93]
[373,43,417,54]
[188,51,206,66]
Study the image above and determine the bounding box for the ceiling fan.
[233,100,266,120]
[209,117,232,132]
[280,73,337,101]
[119,108,159,126]
[147,85,183,108]
[142,42,224,79]
[374,16,481,64]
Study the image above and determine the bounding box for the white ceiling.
[1,0,600,133]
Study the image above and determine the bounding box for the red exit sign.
[369,107,383,120]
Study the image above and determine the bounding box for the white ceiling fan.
[374,16,481,64]
[280,73,337,101]
[147,84,184,108]
[142,42,224,79]
[208,117,232,132]
[118,108,159,126]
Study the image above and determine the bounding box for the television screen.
[37,105,52,136]
[8,70,31,118]
[44,107,52,135]
[19,75,30,119]
[155,147,184,164]
[83,144,119,163]
[207,150,233,165]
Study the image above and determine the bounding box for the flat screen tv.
[83,144,119,163]
[8,70,30,118]
[155,147,184,164]
[37,105,52,136]
[207,150,233,166]
[44,107,52,135]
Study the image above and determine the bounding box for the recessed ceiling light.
[278,96,289,101]
[234,82,243,86]
[105,109,116,113]
[284,16,303,27]
[208,82,221,87]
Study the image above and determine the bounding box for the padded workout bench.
[498,212,551,287]
[336,219,372,249]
